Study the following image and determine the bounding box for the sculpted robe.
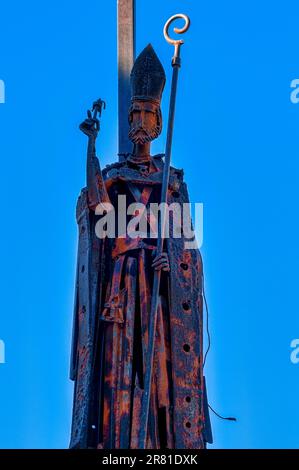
[69,154,211,449]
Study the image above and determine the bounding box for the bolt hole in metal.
[182,301,190,311]
[185,421,191,428]
[180,262,188,271]
[185,396,191,403]
[81,265,85,273]
[183,343,190,352]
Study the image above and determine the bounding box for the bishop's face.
[128,100,161,145]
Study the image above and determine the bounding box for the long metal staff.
[138,13,191,449]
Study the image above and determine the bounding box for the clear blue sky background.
[0,0,298,449]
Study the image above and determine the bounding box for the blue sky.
[0,0,299,448]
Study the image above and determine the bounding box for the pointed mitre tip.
[145,43,158,56]
[134,43,164,70]
[137,43,157,58]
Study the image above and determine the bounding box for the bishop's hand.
[152,251,170,272]
[79,110,100,139]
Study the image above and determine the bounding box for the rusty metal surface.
[70,41,208,449]
[167,184,205,449]
[70,167,206,449]
[69,189,104,448]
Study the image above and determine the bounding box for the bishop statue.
[69,43,211,449]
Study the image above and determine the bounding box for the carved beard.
[128,125,160,144]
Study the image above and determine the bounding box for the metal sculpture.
[70,13,212,450]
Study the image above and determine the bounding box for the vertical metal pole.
[117,0,135,160]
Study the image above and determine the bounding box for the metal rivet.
[180,262,188,271]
